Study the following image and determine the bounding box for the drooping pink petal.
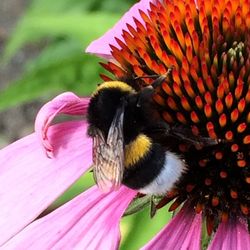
[208,217,250,250]
[141,202,202,250]
[35,92,90,156]
[86,0,158,58]
[0,121,92,245]
[3,186,137,249]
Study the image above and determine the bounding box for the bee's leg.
[171,125,219,147]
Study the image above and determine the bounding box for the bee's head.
[87,81,135,140]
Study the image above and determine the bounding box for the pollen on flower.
[101,0,250,234]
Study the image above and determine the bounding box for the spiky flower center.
[101,0,250,233]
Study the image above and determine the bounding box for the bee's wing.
[93,104,125,192]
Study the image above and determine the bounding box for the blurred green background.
[0,0,172,248]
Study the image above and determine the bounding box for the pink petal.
[3,186,137,249]
[208,218,250,250]
[34,92,90,156]
[86,0,158,58]
[0,121,92,245]
[141,203,202,250]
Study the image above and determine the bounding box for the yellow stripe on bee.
[125,134,152,168]
[93,81,135,96]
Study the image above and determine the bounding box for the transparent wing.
[92,104,125,192]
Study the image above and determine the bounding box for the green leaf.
[202,222,212,250]
[3,12,120,62]
[0,0,138,110]
[0,40,105,111]
[124,195,151,216]
[27,0,135,15]
[121,205,173,250]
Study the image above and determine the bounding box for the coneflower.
[0,0,249,249]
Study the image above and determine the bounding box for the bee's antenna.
[133,66,174,88]
[134,74,159,80]
[151,66,174,89]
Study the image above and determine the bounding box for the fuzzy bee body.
[87,81,191,194]
[123,134,186,194]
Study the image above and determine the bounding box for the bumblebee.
[87,79,215,194]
